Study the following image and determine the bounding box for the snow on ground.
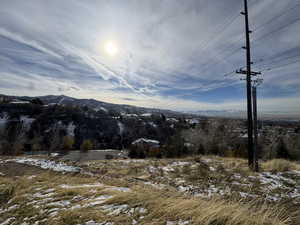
[166,220,190,225]
[77,221,114,225]
[0,182,136,223]
[108,187,131,192]
[101,204,148,219]
[60,183,104,189]
[5,157,81,173]
[139,159,300,203]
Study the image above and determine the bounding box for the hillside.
[0,156,299,225]
[0,94,186,118]
[0,94,204,155]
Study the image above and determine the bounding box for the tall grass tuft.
[262,159,300,172]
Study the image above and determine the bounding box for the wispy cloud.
[0,0,299,113]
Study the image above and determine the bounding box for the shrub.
[80,139,93,152]
[62,136,74,151]
[275,139,291,159]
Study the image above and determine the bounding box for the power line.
[252,16,300,45]
[199,47,242,74]
[261,58,300,72]
[197,12,241,54]
[252,2,300,32]
[253,53,300,70]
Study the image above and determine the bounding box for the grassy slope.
[0,156,299,225]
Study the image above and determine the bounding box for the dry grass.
[46,209,107,225]
[262,159,300,172]
[1,157,300,225]
[106,186,294,225]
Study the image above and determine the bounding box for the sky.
[0,0,300,113]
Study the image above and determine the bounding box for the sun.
[104,41,118,56]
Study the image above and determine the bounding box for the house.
[130,138,160,158]
[132,138,160,148]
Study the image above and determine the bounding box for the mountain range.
[1,94,299,120]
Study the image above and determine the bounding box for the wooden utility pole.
[240,0,254,168]
[252,85,258,171]
[252,78,263,172]
[236,69,261,171]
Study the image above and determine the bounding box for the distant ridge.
[0,94,187,118]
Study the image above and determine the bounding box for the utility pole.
[240,0,254,169]
[252,85,258,171]
[252,78,263,172]
[236,69,261,171]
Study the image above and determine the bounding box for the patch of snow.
[51,153,59,157]
[231,181,250,187]
[125,114,138,117]
[60,183,103,189]
[178,185,193,192]
[166,118,179,123]
[6,157,81,173]
[27,175,36,179]
[11,101,30,104]
[27,197,54,206]
[265,195,280,202]
[132,138,159,145]
[93,195,113,201]
[259,172,295,190]
[141,113,152,117]
[79,221,114,225]
[239,192,258,198]
[202,158,212,163]
[47,200,71,207]
[166,220,189,225]
[209,166,216,171]
[148,122,157,128]
[47,208,60,214]
[170,161,190,167]
[233,173,241,179]
[121,159,146,164]
[161,166,175,172]
[187,118,200,124]
[49,211,59,217]
[109,187,131,192]
[101,204,129,215]
[32,192,55,198]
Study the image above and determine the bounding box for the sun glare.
[104,41,118,56]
